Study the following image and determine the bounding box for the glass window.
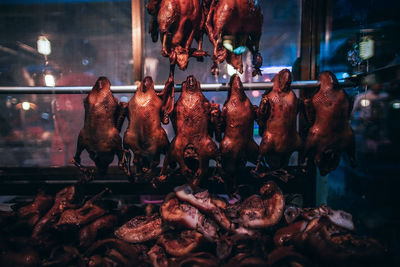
[143,0,301,84]
[0,0,302,167]
[318,0,400,259]
[0,0,133,87]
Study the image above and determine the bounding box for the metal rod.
[0,80,355,94]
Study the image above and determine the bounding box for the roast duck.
[146,0,208,98]
[159,75,221,188]
[219,74,258,194]
[32,185,79,240]
[122,76,174,181]
[303,71,356,175]
[253,69,302,177]
[72,77,128,180]
[273,205,387,266]
[205,0,263,75]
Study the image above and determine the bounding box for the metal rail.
[0,80,355,94]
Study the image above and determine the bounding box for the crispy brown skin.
[17,191,53,228]
[73,77,126,178]
[114,214,163,243]
[150,0,206,70]
[56,188,110,228]
[237,181,285,229]
[303,71,356,175]
[160,193,218,240]
[294,219,386,265]
[56,203,105,227]
[32,185,77,239]
[18,191,53,219]
[205,0,263,75]
[220,74,258,193]
[79,214,118,248]
[148,244,169,267]
[274,220,308,246]
[123,77,171,178]
[254,69,302,171]
[160,75,220,187]
[157,230,204,257]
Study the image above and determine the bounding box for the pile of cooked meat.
[0,182,389,267]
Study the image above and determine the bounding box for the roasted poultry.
[283,204,354,230]
[148,244,169,267]
[303,71,356,176]
[85,238,149,266]
[252,69,302,177]
[79,214,118,248]
[123,76,173,180]
[229,181,285,229]
[72,77,128,180]
[220,74,258,193]
[17,190,53,228]
[146,0,208,99]
[275,216,387,266]
[159,75,221,188]
[174,184,250,235]
[115,213,164,243]
[205,0,263,75]
[157,230,205,257]
[275,205,355,247]
[32,185,78,239]
[56,188,110,228]
[161,193,219,240]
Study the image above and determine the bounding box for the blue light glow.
[233,46,247,55]
[260,66,292,74]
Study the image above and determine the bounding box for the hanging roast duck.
[220,74,258,193]
[159,75,221,188]
[303,71,356,176]
[252,69,302,178]
[122,76,174,181]
[146,0,208,97]
[205,0,263,75]
[72,77,128,180]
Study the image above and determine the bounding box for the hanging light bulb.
[22,102,31,111]
[45,74,56,87]
[223,35,234,52]
[37,36,51,56]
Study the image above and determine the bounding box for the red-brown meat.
[303,71,356,176]
[220,74,258,193]
[159,75,221,188]
[253,69,302,174]
[205,0,263,75]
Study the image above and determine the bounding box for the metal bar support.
[0,80,355,94]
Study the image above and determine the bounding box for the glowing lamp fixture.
[227,64,237,76]
[223,39,234,52]
[37,36,51,56]
[45,74,55,87]
[360,99,370,107]
[392,101,400,109]
[22,102,31,111]
[360,36,374,60]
